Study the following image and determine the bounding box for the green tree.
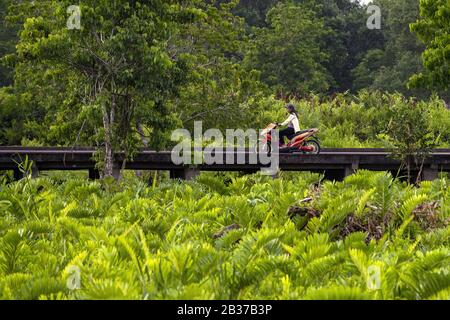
[384,95,438,182]
[299,0,384,93]
[6,0,202,177]
[409,0,450,96]
[245,2,331,96]
[353,0,426,96]
[0,0,17,87]
[230,0,278,27]
[243,0,384,94]
[171,0,267,130]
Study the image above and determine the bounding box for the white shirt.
[281,113,301,132]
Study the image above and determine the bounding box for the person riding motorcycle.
[277,104,301,146]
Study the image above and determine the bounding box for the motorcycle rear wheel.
[255,140,272,154]
[303,140,321,155]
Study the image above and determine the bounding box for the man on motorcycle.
[277,104,301,146]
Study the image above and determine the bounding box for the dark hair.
[285,104,298,118]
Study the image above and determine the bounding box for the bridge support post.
[112,164,121,181]
[31,163,39,178]
[323,170,346,181]
[344,167,353,178]
[422,166,438,181]
[13,169,24,181]
[170,168,200,181]
[344,162,359,178]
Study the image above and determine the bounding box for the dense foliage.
[0,0,16,87]
[1,0,448,160]
[0,171,448,299]
[409,0,450,92]
[253,92,450,149]
[353,0,425,96]
[0,0,449,301]
[2,0,209,177]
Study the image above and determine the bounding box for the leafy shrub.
[0,171,449,300]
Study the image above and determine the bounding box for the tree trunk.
[137,122,149,147]
[407,156,411,183]
[103,98,116,178]
[135,122,149,179]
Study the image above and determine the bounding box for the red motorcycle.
[257,123,321,154]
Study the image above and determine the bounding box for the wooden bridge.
[1,147,450,181]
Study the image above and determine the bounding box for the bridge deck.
[1,147,449,180]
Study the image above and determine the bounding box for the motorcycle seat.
[293,129,311,137]
[291,129,313,139]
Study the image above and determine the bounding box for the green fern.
[304,285,374,300]
[0,169,449,300]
